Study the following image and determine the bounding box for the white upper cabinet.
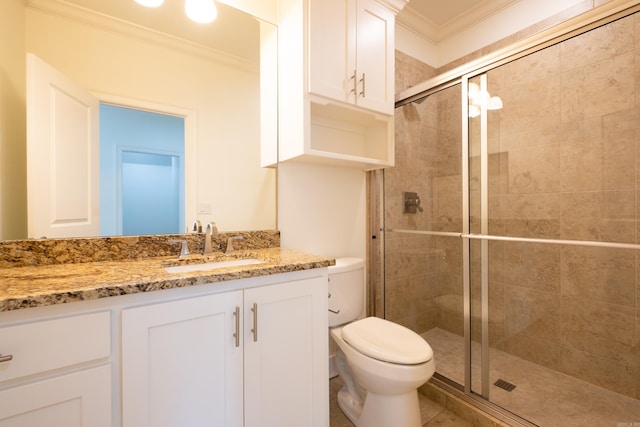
[276,0,407,170]
[309,0,394,114]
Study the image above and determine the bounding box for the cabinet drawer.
[0,311,111,383]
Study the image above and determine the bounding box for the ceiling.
[27,0,260,62]
[397,0,519,43]
[33,0,524,64]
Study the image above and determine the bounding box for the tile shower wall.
[387,13,640,400]
[386,52,463,334]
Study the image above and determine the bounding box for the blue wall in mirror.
[100,104,185,236]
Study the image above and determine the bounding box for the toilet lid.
[341,317,433,365]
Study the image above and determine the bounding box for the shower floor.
[422,328,640,427]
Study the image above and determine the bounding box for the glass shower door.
[467,14,640,423]
[383,82,466,387]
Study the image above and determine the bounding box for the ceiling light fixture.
[185,0,217,23]
[468,82,503,117]
[134,0,217,24]
[135,0,164,7]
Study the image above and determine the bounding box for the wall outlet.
[198,202,212,215]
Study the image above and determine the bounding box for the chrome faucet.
[203,222,219,254]
[192,219,202,233]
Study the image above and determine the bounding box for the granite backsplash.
[0,230,280,268]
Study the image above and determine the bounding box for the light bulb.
[468,82,480,97]
[469,105,481,118]
[487,96,503,110]
[185,0,217,23]
[135,0,164,7]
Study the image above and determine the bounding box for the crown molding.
[397,0,517,43]
[24,0,258,73]
[396,0,640,104]
[374,0,409,15]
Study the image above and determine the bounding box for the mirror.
[6,0,276,239]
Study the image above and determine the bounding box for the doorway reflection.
[100,104,185,236]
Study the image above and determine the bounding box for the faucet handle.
[225,235,244,253]
[169,239,190,259]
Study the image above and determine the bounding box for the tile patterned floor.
[422,328,640,427]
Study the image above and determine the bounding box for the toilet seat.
[341,317,433,365]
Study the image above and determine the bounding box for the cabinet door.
[122,292,243,427]
[244,277,328,427]
[0,365,111,427]
[308,0,355,104]
[355,0,394,114]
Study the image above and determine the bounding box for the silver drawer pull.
[233,306,240,348]
[328,308,340,314]
[251,303,258,342]
[0,354,13,363]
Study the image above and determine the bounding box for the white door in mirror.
[27,53,100,239]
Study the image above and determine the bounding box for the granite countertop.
[0,248,334,312]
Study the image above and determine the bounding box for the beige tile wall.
[387,12,640,400]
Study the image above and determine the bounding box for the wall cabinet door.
[354,0,394,113]
[308,0,394,114]
[121,291,244,427]
[244,277,328,427]
[0,365,111,427]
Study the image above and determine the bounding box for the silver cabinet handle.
[251,303,258,342]
[233,306,240,347]
[359,73,366,98]
[349,69,357,95]
[0,354,13,363]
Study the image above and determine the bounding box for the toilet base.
[337,386,422,427]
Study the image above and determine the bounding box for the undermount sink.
[165,258,263,274]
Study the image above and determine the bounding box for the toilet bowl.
[328,258,435,427]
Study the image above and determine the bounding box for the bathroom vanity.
[0,235,332,427]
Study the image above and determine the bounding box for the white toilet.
[328,258,435,427]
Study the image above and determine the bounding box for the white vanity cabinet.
[0,312,112,427]
[309,0,394,114]
[121,275,328,427]
[121,291,243,427]
[276,0,406,170]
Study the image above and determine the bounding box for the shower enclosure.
[376,5,640,426]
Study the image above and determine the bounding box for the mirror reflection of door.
[26,53,100,239]
[99,104,185,236]
[27,54,187,238]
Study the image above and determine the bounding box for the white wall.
[25,8,276,233]
[278,162,367,260]
[0,0,27,240]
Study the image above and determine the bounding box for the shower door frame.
[382,0,640,425]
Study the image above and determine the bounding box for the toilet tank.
[328,257,365,327]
